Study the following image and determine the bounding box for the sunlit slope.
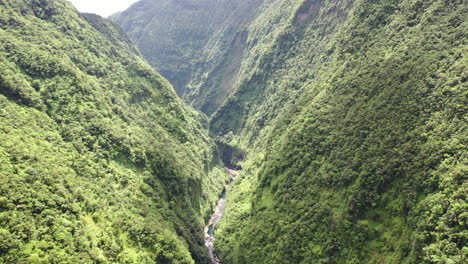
[0,0,227,263]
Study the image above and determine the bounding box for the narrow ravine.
[205,169,238,264]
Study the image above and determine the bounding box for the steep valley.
[115,0,467,263]
[0,0,466,264]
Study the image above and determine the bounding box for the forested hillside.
[209,0,467,263]
[0,0,227,263]
[111,0,264,114]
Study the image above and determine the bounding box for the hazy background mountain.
[111,0,264,115]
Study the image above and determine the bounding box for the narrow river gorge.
[204,169,238,264]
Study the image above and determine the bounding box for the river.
[204,169,238,264]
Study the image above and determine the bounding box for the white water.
[204,169,238,264]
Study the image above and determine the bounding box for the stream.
[204,169,238,264]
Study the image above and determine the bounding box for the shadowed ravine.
[205,169,238,264]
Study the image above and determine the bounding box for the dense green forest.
[1,0,466,263]
[116,0,467,263]
[0,0,228,263]
[211,0,467,263]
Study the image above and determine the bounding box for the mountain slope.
[111,0,264,114]
[207,0,467,263]
[0,0,227,263]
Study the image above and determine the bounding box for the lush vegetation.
[111,0,264,115]
[0,0,228,263]
[208,0,467,263]
[2,0,466,263]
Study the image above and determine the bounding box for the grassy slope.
[212,0,467,263]
[0,0,228,263]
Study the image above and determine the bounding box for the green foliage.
[0,0,228,263]
[209,0,467,263]
[2,0,466,263]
